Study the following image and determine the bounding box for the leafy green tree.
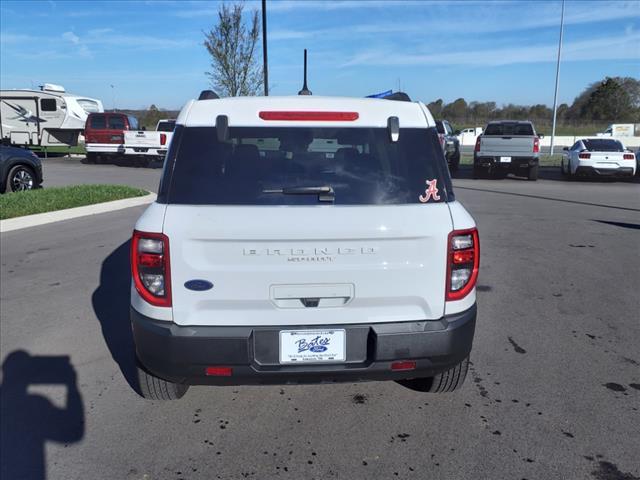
[582,77,638,121]
[427,99,444,119]
[442,98,468,121]
[203,2,263,97]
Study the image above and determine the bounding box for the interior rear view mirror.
[387,116,399,142]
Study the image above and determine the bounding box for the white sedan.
[561,138,636,178]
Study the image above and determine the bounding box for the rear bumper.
[85,143,124,154]
[132,304,477,386]
[123,147,167,156]
[474,155,538,171]
[575,165,635,177]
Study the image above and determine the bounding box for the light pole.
[262,0,269,96]
[550,0,565,156]
[110,84,116,111]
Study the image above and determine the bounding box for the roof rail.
[382,91,411,102]
[198,90,220,100]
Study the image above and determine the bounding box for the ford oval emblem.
[184,279,213,291]
[309,345,328,353]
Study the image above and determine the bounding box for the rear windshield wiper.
[262,185,335,202]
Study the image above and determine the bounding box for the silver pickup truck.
[473,121,540,181]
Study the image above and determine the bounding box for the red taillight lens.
[623,153,634,160]
[205,367,233,377]
[446,228,479,301]
[258,111,359,121]
[533,137,540,153]
[131,230,171,307]
[160,133,167,146]
[474,136,482,153]
[579,152,591,159]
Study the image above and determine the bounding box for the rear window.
[484,123,534,136]
[108,116,125,129]
[163,126,452,205]
[89,114,106,129]
[582,139,624,152]
[157,120,176,132]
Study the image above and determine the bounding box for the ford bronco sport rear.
[130,94,479,400]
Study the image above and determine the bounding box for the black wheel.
[6,165,36,192]
[527,165,538,181]
[449,153,461,172]
[397,356,470,393]
[86,153,97,163]
[136,359,189,400]
[472,165,484,179]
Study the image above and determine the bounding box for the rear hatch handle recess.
[263,185,335,203]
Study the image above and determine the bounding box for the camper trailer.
[0,83,104,151]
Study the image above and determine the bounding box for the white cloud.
[62,31,80,44]
[343,32,640,67]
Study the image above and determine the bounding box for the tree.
[203,3,263,97]
[441,98,468,121]
[582,77,637,121]
[427,99,444,118]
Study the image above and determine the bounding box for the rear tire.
[527,165,538,181]
[449,153,460,172]
[86,153,97,164]
[136,359,189,400]
[397,356,470,393]
[472,165,484,179]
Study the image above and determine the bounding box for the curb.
[0,192,157,233]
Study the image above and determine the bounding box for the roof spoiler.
[198,90,220,100]
[382,91,411,102]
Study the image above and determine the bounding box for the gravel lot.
[1,158,639,480]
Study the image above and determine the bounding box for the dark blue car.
[0,145,43,193]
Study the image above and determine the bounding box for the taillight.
[160,133,167,146]
[446,228,479,301]
[533,137,540,153]
[623,153,635,160]
[474,136,482,153]
[579,152,591,159]
[131,230,171,307]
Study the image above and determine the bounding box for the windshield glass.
[164,126,452,205]
[582,139,624,152]
[76,99,101,113]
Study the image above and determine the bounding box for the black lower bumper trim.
[131,304,477,385]
[575,166,634,177]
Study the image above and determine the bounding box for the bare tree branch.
[203,2,263,97]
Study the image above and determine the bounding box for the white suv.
[130,93,479,400]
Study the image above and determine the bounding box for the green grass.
[0,184,148,220]
[460,154,562,167]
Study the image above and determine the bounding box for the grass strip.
[1,184,148,220]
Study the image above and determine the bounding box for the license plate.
[279,329,346,364]
[500,156,512,163]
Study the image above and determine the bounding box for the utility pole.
[262,0,269,96]
[550,0,564,156]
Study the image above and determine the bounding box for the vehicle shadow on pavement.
[0,350,84,480]
[91,240,141,395]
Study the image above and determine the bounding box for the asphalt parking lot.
[1,159,639,480]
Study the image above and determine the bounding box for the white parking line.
[0,192,157,233]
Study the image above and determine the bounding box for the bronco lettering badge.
[243,247,378,263]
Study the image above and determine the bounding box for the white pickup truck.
[123,119,175,162]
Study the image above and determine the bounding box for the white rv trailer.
[0,83,104,150]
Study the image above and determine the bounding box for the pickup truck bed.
[474,121,540,180]
[123,130,172,158]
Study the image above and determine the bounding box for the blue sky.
[1,0,639,110]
